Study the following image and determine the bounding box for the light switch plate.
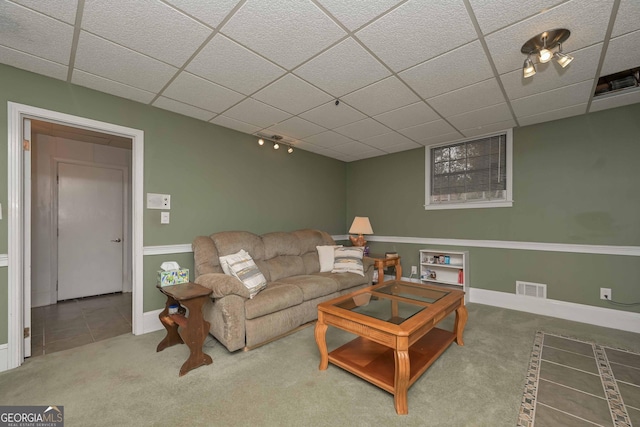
[161,212,170,224]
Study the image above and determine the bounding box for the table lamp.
[348,216,373,247]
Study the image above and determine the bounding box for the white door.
[57,163,124,300]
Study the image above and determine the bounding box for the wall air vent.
[516,281,547,299]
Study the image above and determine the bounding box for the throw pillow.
[332,246,364,276]
[221,250,267,298]
[317,245,342,272]
[218,249,249,275]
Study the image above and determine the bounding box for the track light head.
[258,138,264,146]
[523,56,536,78]
[554,43,574,68]
[287,146,294,154]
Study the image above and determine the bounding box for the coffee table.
[315,280,467,415]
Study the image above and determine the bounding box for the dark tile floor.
[30,292,132,357]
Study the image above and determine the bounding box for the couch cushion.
[276,275,339,301]
[314,271,369,291]
[192,236,223,276]
[292,229,334,254]
[211,231,265,260]
[265,256,305,282]
[301,252,320,274]
[262,232,301,259]
[244,283,303,320]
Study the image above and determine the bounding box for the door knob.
[111,238,122,243]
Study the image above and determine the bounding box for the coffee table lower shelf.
[328,327,455,394]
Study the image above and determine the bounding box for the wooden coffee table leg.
[454,303,468,346]
[315,313,329,370]
[178,295,213,377]
[394,344,410,415]
[157,296,183,352]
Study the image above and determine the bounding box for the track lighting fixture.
[256,134,294,156]
[521,29,574,78]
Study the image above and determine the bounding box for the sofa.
[192,229,374,352]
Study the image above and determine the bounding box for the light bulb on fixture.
[258,138,264,146]
[287,146,294,154]
[273,142,279,150]
[538,36,552,63]
[523,56,536,78]
[553,43,574,68]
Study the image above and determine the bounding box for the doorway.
[7,102,145,370]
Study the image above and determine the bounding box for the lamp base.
[349,234,367,247]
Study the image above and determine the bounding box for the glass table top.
[334,282,450,325]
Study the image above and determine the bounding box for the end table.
[369,254,402,283]
[157,282,213,376]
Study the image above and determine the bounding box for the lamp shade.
[349,216,373,235]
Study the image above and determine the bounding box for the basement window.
[425,129,513,210]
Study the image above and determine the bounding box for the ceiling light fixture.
[257,134,295,155]
[521,29,574,78]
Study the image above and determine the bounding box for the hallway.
[30,292,132,357]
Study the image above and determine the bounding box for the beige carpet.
[1,304,639,426]
[518,331,640,427]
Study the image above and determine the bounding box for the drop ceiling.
[1,0,639,162]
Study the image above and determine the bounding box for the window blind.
[430,133,507,204]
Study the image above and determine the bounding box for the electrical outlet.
[600,288,611,300]
[411,266,417,275]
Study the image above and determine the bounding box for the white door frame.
[7,102,144,370]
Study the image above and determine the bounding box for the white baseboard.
[143,309,164,334]
[469,288,640,334]
[0,344,8,373]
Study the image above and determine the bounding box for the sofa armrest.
[195,273,250,299]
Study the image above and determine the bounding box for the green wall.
[347,103,640,312]
[0,64,347,344]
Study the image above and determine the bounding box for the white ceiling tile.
[468,0,565,34]
[331,141,384,157]
[486,0,614,74]
[74,32,178,93]
[447,103,513,130]
[253,74,332,115]
[262,116,326,140]
[294,38,390,97]
[418,132,464,147]
[303,131,354,148]
[220,0,346,69]
[72,69,156,104]
[11,0,78,24]
[0,1,73,64]
[518,103,587,126]
[460,119,516,137]
[374,102,440,130]
[611,0,640,37]
[299,100,366,129]
[383,141,422,153]
[210,115,262,134]
[186,34,285,95]
[334,118,392,140]
[590,89,640,112]
[341,76,420,116]
[399,41,494,99]
[0,45,68,81]
[362,132,415,150]
[223,98,292,128]
[82,0,211,67]
[511,80,592,118]
[354,149,386,160]
[163,72,245,113]
[316,0,403,31]
[152,96,217,121]
[428,78,507,118]
[399,120,459,142]
[164,0,241,28]
[600,30,640,76]
[356,0,477,71]
[500,43,603,100]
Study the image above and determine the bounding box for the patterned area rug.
[518,331,640,427]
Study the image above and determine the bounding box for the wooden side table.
[157,282,213,376]
[369,254,402,283]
